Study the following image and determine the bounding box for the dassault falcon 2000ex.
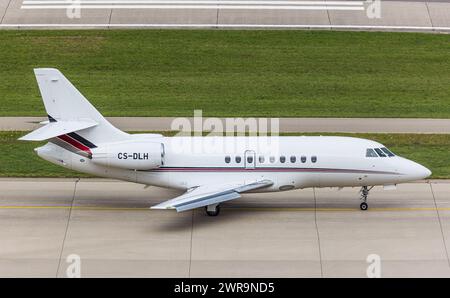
[20,69,432,216]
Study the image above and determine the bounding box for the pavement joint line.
[0,0,13,24]
[325,0,332,28]
[429,182,450,269]
[216,7,220,27]
[313,187,324,277]
[108,8,113,29]
[425,1,434,28]
[188,210,194,278]
[55,178,79,278]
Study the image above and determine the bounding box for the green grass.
[1,131,449,178]
[0,131,91,178]
[0,30,450,118]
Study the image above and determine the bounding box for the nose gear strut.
[359,186,374,211]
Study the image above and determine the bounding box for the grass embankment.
[1,132,448,178]
[0,30,449,117]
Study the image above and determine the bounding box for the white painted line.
[22,0,365,4]
[1,24,450,31]
[21,5,364,9]
[20,0,365,10]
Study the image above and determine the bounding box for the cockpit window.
[381,147,395,157]
[366,149,378,157]
[367,147,395,158]
[374,148,386,157]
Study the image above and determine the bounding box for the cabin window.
[270,156,275,163]
[301,156,306,163]
[280,156,286,163]
[366,149,378,157]
[311,156,317,163]
[290,156,296,163]
[225,156,231,163]
[259,156,265,163]
[374,148,386,157]
[235,156,242,163]
[381,147,395,157]
[247,156,254,164]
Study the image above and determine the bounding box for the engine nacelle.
[91,141,164,170]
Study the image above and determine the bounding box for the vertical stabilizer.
[32,68,129,144]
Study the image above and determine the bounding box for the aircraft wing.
[151,179,273,212]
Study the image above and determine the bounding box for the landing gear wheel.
[205,204,221,216]
[360,202,368,211]
[359,186,373,211]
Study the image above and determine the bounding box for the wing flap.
[151,179,273,212]
[19,119,98,141]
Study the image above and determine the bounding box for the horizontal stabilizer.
[27,68,129,143]
[19,119,98,141]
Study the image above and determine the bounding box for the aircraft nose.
[424,167,432,178]
[408,161,432,180]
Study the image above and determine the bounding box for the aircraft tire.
[205,205,221,216]
[360,202,368,211]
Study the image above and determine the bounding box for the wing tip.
[18,134,39,141]
[34,68,60,74]
[150,205,175,210]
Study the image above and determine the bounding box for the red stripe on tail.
[57,134,92,154]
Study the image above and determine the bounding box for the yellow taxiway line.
[0,205,449,212]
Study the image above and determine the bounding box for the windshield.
[366,147,396,157]
[381,147,395,157]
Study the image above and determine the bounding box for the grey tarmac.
[0,178,449,277]
[1,117,449,134]
[1,0,450,32]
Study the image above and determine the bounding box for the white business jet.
[20,69,431,216]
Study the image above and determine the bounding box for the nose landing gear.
[359,186,373,211]
[205,204,221,216]
[360,202,368,211]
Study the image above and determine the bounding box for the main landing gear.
[359,186,374,211]
[205,204,221,216]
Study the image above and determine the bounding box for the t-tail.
[19,68,137,170]
[19,68,130,159]
[20,68,163,178]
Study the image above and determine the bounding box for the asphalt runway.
[2,117,450,133]
[1,0,450,32]
[0,178,449,277]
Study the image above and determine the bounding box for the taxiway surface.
[1,0,450,32]
[1,117,450,133]
[0,178,449,277]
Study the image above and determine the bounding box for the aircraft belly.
[318,173,399,187]
[139,170,311,192]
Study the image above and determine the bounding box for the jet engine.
[91,141,164,170]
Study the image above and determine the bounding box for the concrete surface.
[1,0,450,32]
[1,116,450,133]
[0,178,449,277]
[111,8,218,25]
[329,1,432,28]
[2,0,112,25]
[427,2,450,27]
[218,8,330,26]
[0,0,10,24]
[316,183,450,277]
